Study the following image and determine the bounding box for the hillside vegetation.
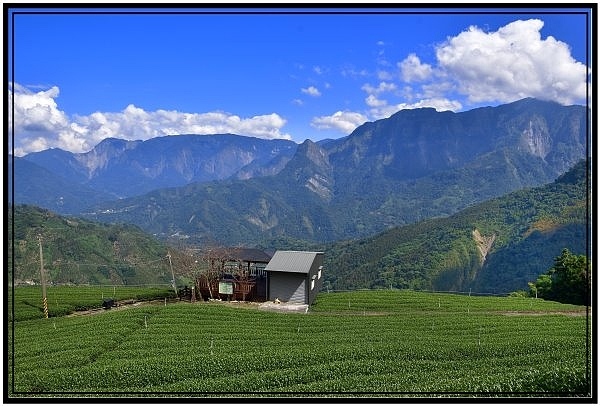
[323,160,589,294]
[8,205,173,286]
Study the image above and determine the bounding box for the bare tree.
[167,243,264,302]
[165,243,201,298]
[198,246,235,300]
[167,243,234,300]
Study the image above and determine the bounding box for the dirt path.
[65,298,308,317]
[66,299,176,317]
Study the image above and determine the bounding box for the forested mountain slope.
[8,205,172,286]
[323,160,589,294]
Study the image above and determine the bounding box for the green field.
[7,288,591,398]
[8,285,176,321]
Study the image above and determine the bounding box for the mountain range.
[8,99,590,291]
[64,98,588,245]
[15,134,297,203]
[10,97,589,246]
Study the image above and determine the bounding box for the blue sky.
[7,6,593,156]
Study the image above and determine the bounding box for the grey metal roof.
[264,251,323,274]
[227,248,272,263]
[195,247,272,263]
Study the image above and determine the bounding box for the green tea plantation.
[7,288,592,398]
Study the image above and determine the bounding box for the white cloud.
[9,84,292,156]
[301,86,321,97]
[377,70,393,81]
[368,98,462,120]
[311,111,368,134]
[361,82,397,96]
[359,77,461,119]
[435,19,588,105]
[365,94,387,108]
[10,85,69,133]
[311,18,587,137]
[341,67,369,78]
[399,53,433,82]
[397,98,462,113]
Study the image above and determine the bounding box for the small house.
[264,251,324,305]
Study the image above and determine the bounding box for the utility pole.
[37,234,48,318]
[167,251,178,298]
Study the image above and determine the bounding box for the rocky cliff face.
[279,140,334,202]
[74,138,141,179]
[472,229,496,265]
[302,140,334,201]
[23,134,297,198]
[520,118,551,159]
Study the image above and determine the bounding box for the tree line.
[528,248,591,306]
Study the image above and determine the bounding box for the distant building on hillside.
[264,251,324,305]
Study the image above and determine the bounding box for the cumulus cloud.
[10,84,69,132]
[311,19,587,137]
[365,94,387,108]
[9,84,291,156]
[301,86,321,97]
[435,19,588,105]
[399,53,433,82]
[361,82,397,96]
[369,98,462,120]
[395,98,462,113]
[311,111,368,134]
[358,79,459,119]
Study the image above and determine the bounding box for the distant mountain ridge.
[8,156,112,214]
[78,98,587,245]
[12,98,588,246]
[21,134,298,201]
[326,98,585,185]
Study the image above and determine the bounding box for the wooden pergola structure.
[195,247,272,301]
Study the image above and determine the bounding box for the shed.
[264,251,324,305]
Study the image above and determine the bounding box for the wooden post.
[38,235,48,319]
[167,252,178,298]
